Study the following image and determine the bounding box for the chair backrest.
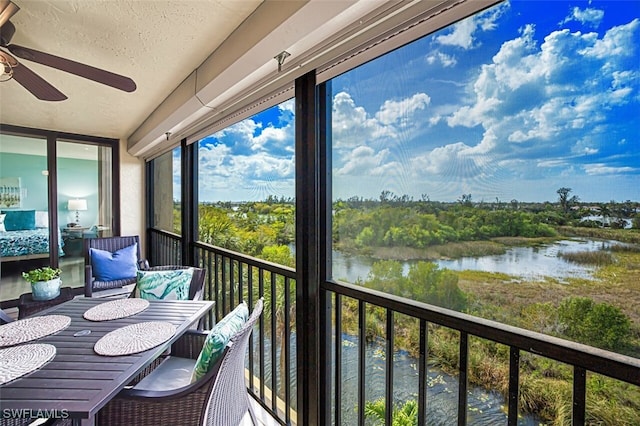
[84,235,143,297]
[202,298,263,426]
[145,265,206,301]
[85,235,142,267]
[0,308,14,324]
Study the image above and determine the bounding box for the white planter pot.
[32,278,61,301]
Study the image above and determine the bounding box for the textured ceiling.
[0,0,262,140]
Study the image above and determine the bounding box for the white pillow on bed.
[35,211,49,228]
[0,214,5,232]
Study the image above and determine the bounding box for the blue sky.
[194,1,639,203]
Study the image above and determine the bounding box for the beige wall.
[119,139,145,253]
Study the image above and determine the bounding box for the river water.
[332,238,618,284]
[281,239,615,424]
[260,333,540,425]
[337,334,540,426]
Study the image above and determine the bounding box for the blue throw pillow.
[3,210,36,231]
[90,243,138,281]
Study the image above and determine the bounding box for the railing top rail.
[149,227,181,240]
[193,240,296,279]
[324,280,640,386]
[150,228,639,387]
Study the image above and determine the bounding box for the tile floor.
[1,257,85,302]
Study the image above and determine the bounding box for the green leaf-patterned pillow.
[134,268,194,300]
[191,302,249,382]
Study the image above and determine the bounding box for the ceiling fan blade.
[11,60,67,101]
[0,0,19,30]
[8,44,137,92]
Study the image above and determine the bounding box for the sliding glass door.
[57,140,114,286]
[0,134,53,301]
[0,126,119,303]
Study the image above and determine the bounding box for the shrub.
[557,297,631,350]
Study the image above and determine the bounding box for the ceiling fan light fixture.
[0,63,12,81]
[0,50,15,81]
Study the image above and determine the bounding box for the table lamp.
[68,199,87,225]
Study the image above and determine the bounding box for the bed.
[0,210,65,261]
[0,228,65,260]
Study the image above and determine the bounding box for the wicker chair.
[96,299,263,426]
[84,235,148,297]
[0,308,13,324]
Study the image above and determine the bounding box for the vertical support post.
[458,332,468,426]
[385,309,394,426]
[181,138,198,266]
[508,346,520,426]
[295,70,320,426]
[334,293,343,426]
[111,137,121,236]
[145,160,155,264]
[47,134,59,268]
[358,300,366,426]
[573,367,586,426]
[418,320,428,425]
[318,79,333,425]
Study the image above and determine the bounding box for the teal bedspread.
[0,228,65,258]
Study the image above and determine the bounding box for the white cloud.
[583,164,636,175]
[426,51,457,67]
[446,18,640,156]
[198,112,296,201]
[435,18,477,49]
[332,91,395,147]
[375,93,431,125]
[583,18,639,59]
[435,1,509,49]
[335,146,390,175]
[279,98,295,113]
[332,91,433,148]
[561,7,604,28]
[252,124,292,151]
[409,142,488,179]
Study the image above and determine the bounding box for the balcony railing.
[149,228,297,425]
[148,228,640,426]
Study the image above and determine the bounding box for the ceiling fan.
[0,0,136,101]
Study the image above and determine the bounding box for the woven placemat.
[0,343,56,385]
[94,321,176,356]
[83,298,150,321]
[0,315,71,348]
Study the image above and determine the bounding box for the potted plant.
[22,267,62,301]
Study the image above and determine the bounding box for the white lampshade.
[68,199,87,211]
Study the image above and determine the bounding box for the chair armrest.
[170,329,209,359]
[123,331,204,386]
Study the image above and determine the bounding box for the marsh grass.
[334,240,640,425]
[361,241,508,261]
[558,250,615,265]
[559,226,640,244]
[610,243,640,253]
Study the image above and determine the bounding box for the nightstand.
[62,227,89,257]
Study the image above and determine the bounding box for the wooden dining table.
[0,297,214,426]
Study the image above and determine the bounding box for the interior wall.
[119,139,145,252]
[57,157,100,227]
[0,152,48,211]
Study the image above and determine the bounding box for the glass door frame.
[0,124,121,269]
